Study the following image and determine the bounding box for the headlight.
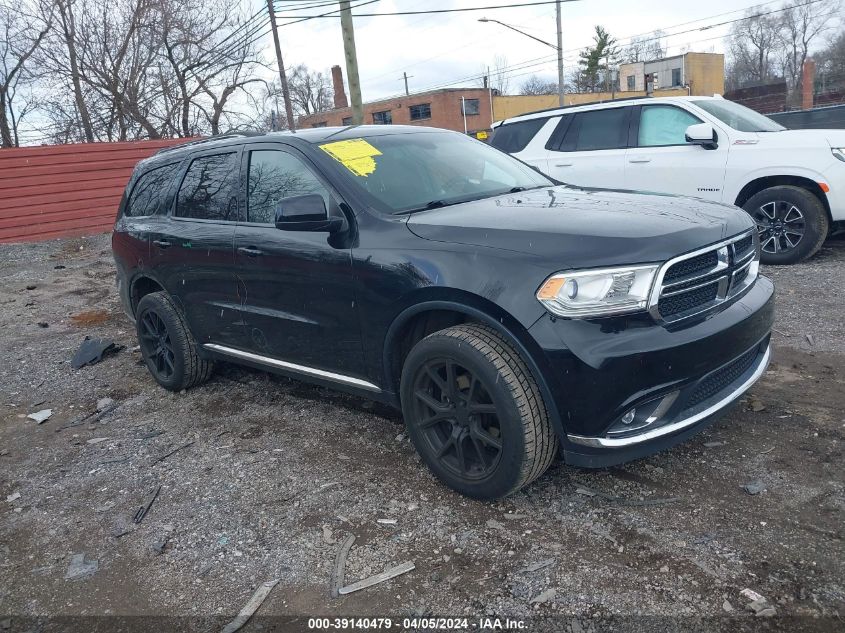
[832,148,845,163]
[536,265,658,318]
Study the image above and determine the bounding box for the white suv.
[491,96,845,264]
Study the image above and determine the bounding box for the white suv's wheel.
[743,185,829,265]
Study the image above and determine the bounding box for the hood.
[405,186,753,268]
[751,128,845,148]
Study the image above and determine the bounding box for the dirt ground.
[1,234,843,633]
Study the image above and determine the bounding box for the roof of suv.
[138,124,445,170]
[495,95,722,126]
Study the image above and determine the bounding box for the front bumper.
[528,276,775,468]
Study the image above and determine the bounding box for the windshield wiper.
[395,200,453,215]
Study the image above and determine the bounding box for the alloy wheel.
[139,310,176,379]
[751,200,805,254]
[410,359,503,481]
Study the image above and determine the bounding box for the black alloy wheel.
[139,310,176,380]
[400,323,557,499]
[134,291,214,391]
[410,358,503,481]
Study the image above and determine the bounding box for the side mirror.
[274,194,345,233]
[685,123,718,150]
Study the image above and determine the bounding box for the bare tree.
[780,0,839,97]
[1,0,51,147]
[287,64,333,116]
[623,31,666,63]
[519,75,558,95]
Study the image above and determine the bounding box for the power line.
[273,0,585,18]
[374,0,833,100]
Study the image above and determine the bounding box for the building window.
[462,99,480,115]
[342,117,352,126]
[311,121,327,128]
[409,103,431,121]
[672,68,681,87]
[372,110,392,125]
[626,75,635,91]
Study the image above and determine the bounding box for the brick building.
[299,66,494,134]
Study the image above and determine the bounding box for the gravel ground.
[0,234,843,633]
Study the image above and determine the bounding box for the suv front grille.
[685,344,760,410]
[650,231,759,324]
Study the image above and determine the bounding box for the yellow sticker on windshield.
[319,138,382,177]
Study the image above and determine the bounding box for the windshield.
[692,99,785,132]
[318,131,554,214]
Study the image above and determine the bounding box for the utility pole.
[555,0,565,106]
[339,0,363,125]
[267,0,296,131]
[402,72,411,96]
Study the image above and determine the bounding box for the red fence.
[0,139,188,243]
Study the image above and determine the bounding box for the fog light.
[621,409,636,425]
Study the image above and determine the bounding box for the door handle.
[628,157,652,163]
[554,163,573,167]
[152,239,171,249]
[238,246,264,257]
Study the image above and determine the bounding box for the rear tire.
[742,185,828,265]
[400,323,558,499]
[135,291,213,391]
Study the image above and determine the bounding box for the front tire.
[135,292,213,391]
[400,324,558,499]
[743,185,828,264]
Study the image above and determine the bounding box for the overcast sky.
[266,0,785,101]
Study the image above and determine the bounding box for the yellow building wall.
[685,52,725,96]
[493,88,689,121]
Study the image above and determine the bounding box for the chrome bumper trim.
[203,343,382,393]
[567,344,771,448]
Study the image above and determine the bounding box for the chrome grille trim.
[648,230,758,323]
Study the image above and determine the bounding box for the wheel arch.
[734,175,832,223]
[129,274,166,317]
[382,291,564,438]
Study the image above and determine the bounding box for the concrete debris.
[740,588,764,602]
[322,525,337,545]
[64,553,98,580]
[747,597,777,617]
[742,481,765,495]
[220,579,280,633]
[530,588,556,604]
[96,397,115,412]
[27,409,52,424]
[722,600,734,612]
[377,518,397,525]
[338,561,415,595]
[748,396,766,412]
[6,492,21,503]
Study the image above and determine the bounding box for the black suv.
[112,126,774,499]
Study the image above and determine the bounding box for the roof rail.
[501,95,653,123]
[153,133,250,156]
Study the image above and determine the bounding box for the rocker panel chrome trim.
[203,344,382,392]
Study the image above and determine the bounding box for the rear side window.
[176,153,240,221]
[125,163,179,217]
[490,118,547,153]
[564,108,630,151]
